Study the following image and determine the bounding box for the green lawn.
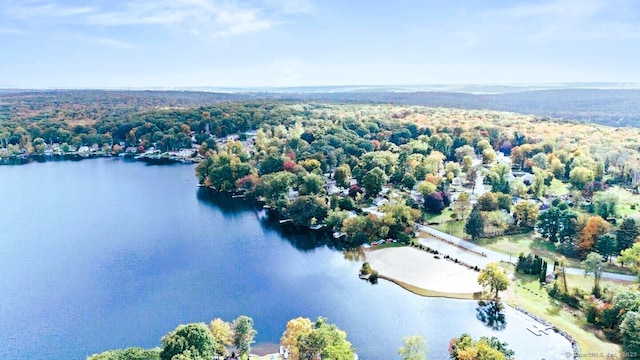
[476,232,558,261]
[475,232,635,275]
[503,267,621,356]
[431,220,466,239]
[564,273,631,295]
[371,241,407,250]
[423,208,456,224]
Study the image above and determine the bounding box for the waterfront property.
[0,159,572,359]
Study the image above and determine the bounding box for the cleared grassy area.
[423,208,455,224]
[564,273,631,295]
[477,232,558,260]
[431,220,466,239]
[502,266,621,356]
[476,233,635,275]
[369,241,407,250]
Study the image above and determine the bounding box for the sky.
[1,0,639,88]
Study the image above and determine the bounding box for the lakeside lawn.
[502,265,622,356]
[563,273,630,295]
[372,241,407,250]
[474,232,634,275]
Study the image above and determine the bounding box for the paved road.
[417,225,638,282]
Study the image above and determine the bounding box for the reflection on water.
[196,187,258,214]
[196,187,333,252]
[476,300,507,331]
[343,247,365,262]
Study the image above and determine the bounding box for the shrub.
[360,262,372,275]
[584,302,598,323]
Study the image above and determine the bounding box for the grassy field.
[370,241,407,250]
[432,220,466,239]
[502,265,622,356]
[564,273,630,295]
[423,208,456,224]
[476,232,635,275]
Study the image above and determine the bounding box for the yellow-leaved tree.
[280,317,313,360]
[478,262,510,299]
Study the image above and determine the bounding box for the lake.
[0,158,572,359]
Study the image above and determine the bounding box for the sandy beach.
[365,246,483,297]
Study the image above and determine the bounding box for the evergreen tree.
[465,207,484,241]
[539,261,548,283]
[516,253,525,273]
[617,218,640,253]
[596,234,618,263]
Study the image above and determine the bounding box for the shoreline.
[0,151,200,165]
[377,274,482,300]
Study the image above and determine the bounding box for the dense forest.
[1,88,639,129]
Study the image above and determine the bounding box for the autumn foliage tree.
[297,317,355,360]
[478,262,510,299]
[424,191,449,214]
[397,335,428,360]
[209,318,232,357]
[512,200,539,230]
[281,317,313,360]
[449,334,514,360]
[579,216,611,256]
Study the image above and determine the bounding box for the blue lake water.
[0,158,572,359]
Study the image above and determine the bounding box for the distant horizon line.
[2,82,640,95]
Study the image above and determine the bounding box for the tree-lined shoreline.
[5,93,640,358]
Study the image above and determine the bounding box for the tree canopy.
[232,316,257,357]
[478,262,510,299]
[397,335,428,360]
[449,334,514,360]
[296,317,355,360]
[160,323,215,360]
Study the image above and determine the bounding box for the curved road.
[417,225,637,282]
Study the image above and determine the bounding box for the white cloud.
[89,37,137,50]
[265,0,314,14]
[87,0,285,40]
[85,1,190,26]
[208,7,276,38]
[481,0,640,42]
[485,0,605,19]
[1,0,291,39]
[3,0,95,18]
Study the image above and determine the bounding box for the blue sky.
[1,0,639,88]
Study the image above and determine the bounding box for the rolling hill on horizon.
[1,85,639,128]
